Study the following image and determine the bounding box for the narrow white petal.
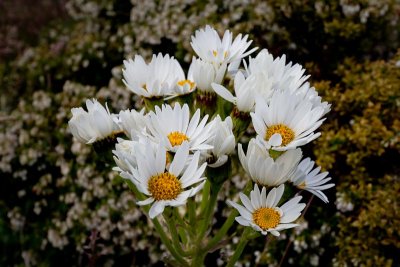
[149,201,166,219]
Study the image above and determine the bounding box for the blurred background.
[1,0,399,266]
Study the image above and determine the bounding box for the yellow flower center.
[177,79,195,90]
[298,182,306,189]
[265,124,295,146]
[148,172,182,201]
[212,50,228,59]
[252,207,281,230]
[167,131,189,147]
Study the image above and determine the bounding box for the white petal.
[149,201,166,219]
[212,83,236,104]
[268,133,282,147]
[137,197,155,206]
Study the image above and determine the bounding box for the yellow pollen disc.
[252,207,281,230]
[177,79,195,90]
[148,172,182,201]
[224,51,228,59]
[298,182,306,189]
[212,50,218,57]
[265,124,295,146]
[167,131,189,147]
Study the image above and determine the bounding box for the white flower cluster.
[68,25,334,236]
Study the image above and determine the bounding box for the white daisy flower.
[118,108,147,139]
[292,82,331,116]
[113,139,139,172]
[113,137,157,173]
[190,25,257,72]
[123,141,207,218]
[170,78,196,98]
[212,71,272,113]
[227,184,306,236]
[189,57,226,93]
[68,99,121,144]
[206,115,236,168]
[251,90,326,151]
[146,103,214,152]
[289,158,334,203]
[245,49,309,93]
[122,53,185,98]
[238,139,302,187]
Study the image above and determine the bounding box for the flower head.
[251,90,326,151]
[245,49,309,93]
[228,184,306,236]
[68,99,120,144]
[206,115,235,168]
[123,53,185,98]
[189,57,226,93]
[238,140,302,187]
[122,141,206,218]
[112,137,156,173]
[191,25,257,72]
[212,71,272,112]
[118,108,147,139]
[289,158,334,203]
[146,103,214,152]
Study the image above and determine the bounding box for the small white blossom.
[238,139,302,187]
[207,116,235,168]
[289,158,335,203]
[123,53,185,98]
[191,25,257,72]
[189,57,226,93]
[68,99,120,144]
[228,184,306,236]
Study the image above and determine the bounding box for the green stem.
[190,250,205,267]
[199,180,210,215]
[226,228,252,267]
[204,209,238,252]
[152,218,189,266]
[174,209,189,245]
[124,180,189,266]
[187,198,197,239]
[164,209,190,257]
[204,180,253,253]
[197,183,222,241]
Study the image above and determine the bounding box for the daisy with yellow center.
[120,141,206,219]
[147,103,215,152]
[228,184,306,236]
[251,89,326,151]
[238,139,302,187]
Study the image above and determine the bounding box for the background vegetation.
[1,0,399,266]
